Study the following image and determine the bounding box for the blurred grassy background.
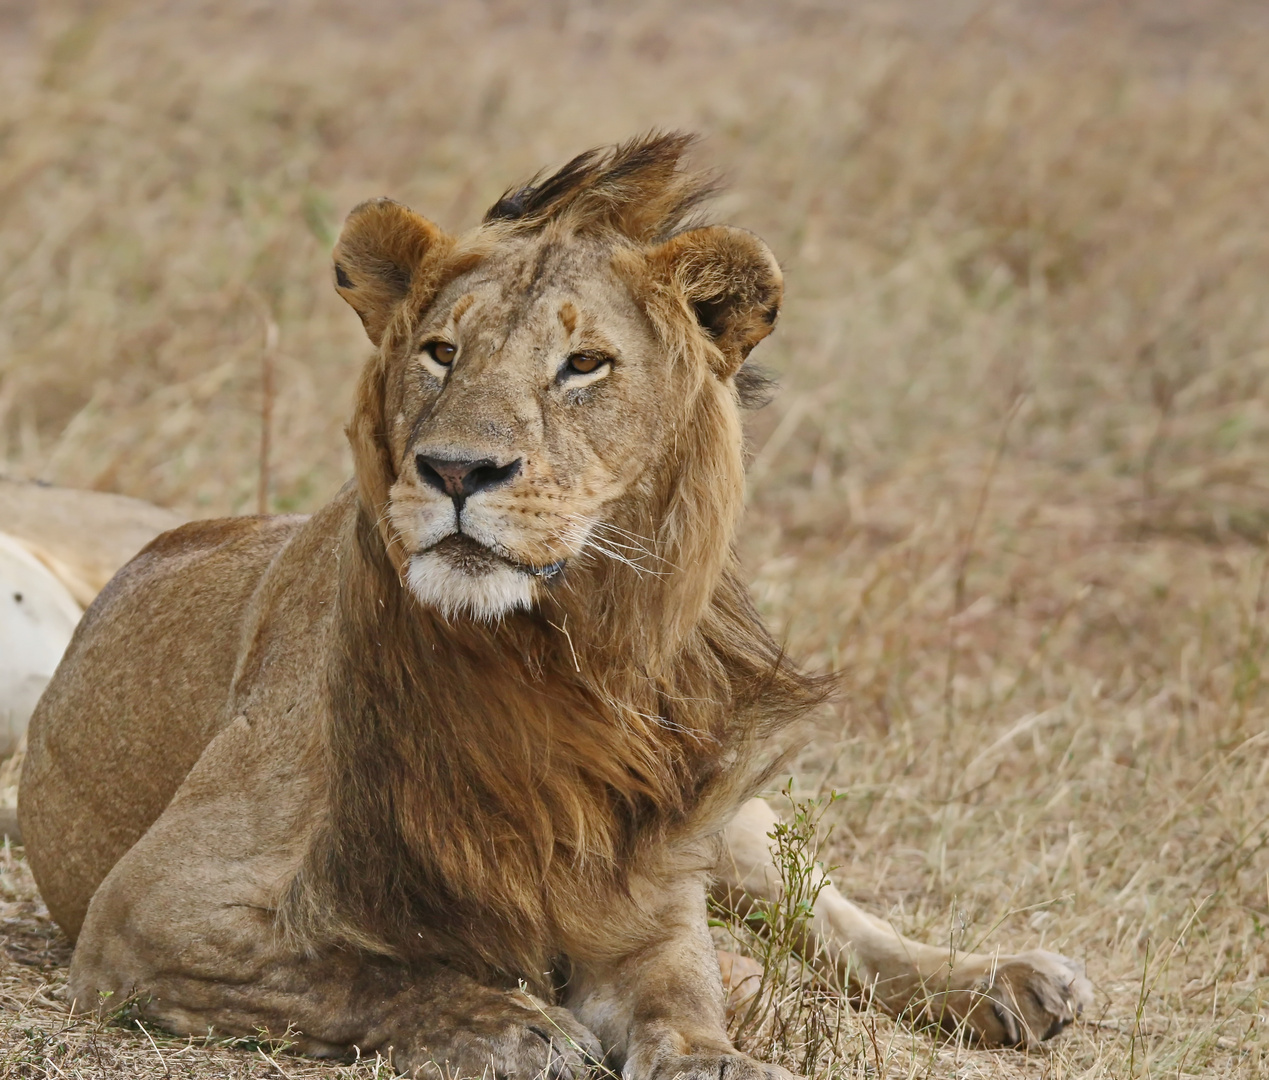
[1,1,1268,1076]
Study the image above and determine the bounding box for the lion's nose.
[416,454,522,504]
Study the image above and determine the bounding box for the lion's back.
[19,514,304,940]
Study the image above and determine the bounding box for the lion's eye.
[564,353,610,377]
[419,340,457,379]
[422,341,457,366]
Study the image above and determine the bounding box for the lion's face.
[384,236,680,620]
[333,154,782,624]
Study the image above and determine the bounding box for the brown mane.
[483,131,718,242]
[280,133,829,989]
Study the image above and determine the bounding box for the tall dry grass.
[1,1,1268,1076]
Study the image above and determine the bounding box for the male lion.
[20,134,1090,1078]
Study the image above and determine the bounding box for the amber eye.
[565,352,608,376]
[422,341,456,366]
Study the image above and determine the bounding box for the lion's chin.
[406,549,535,622]
[406,534,565,621]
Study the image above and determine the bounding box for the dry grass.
[2,1,1268,1076]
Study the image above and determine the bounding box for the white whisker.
[565,527,667,579]
[563,529,663,579]
[562,514,680,574]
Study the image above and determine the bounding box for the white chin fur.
[406,551,536,622]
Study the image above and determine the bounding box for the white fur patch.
[406,551,536,622]
[0,533,83,756]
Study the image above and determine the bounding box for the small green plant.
[713,783,863,1077]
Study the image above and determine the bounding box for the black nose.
[416,454,522,504]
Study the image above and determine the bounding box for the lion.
[0,477,187,765]
[19,134,1090,1078]
[0,476,186,609]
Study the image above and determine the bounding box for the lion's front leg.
[70,814,600,1078]
[718,797,1093,1046]
[564,873,792,1080]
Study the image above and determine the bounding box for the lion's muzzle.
[415,454,522,508]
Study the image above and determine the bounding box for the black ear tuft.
[485,192,528,222]
[734,363,778,409]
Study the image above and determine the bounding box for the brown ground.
[2,1,1268,1076]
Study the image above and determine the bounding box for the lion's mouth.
[428,535,565,581]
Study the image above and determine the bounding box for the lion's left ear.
[333,198,447,347]
[646,226,783,378]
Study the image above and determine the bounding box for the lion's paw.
[945,950,1093,1047]
[646,1052,795,1080]
[401,994,602,1080]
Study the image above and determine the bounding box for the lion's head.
[333,133,781,653]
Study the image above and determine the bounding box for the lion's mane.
[279,135,829,988]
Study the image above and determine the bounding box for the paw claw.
[638,1049,794,1080]
[969,950,1093,1048]
[399,993,600,1080]
[988,995,1023,1047]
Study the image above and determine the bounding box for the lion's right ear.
[644,225,783,380]
[333,199,445,346]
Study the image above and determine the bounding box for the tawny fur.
[18,136,1090,1076]
[20,133,825,1078]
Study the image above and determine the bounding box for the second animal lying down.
[0,477,186,763]
[19,135,1091,1079]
